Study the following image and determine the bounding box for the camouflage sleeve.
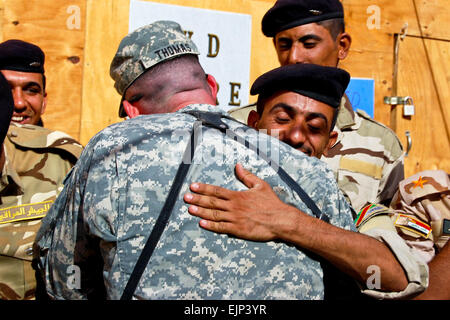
[354,204,429,298]
[33,139,105,300]
[360,228,429,299]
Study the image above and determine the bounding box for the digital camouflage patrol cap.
[110,20,200,117]
[262,0,344,37]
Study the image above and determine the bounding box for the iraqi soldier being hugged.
[0,42,83,300]
[185,63,429,300]
[229,0,405,213]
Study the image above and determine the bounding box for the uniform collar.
[328,95,362,150]
[336,94,356,130]
[177,103,227,115]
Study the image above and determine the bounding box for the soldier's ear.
[337,32,351,61]
[247,110,260,128]
[206,74,218,101]
[323,130,338,156]
[123,100,141,119]
[40,92,47,115]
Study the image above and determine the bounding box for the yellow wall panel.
[416,0,450,39]
[396,36,450,176]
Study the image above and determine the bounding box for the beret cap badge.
[309,9,323,15]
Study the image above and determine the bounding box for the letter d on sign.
[207,34,220,58]
[67,265,81,290]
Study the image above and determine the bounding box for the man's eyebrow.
[298,34,322,42]
[269,102,295,113]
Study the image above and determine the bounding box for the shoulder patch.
[393,214,432,239]
[0,200,53,224]
[354,203,390,228]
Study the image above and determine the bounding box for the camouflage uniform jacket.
[229,102,427,299]
[228,97,405,214]
[389,170,450,263]
[0,123,82,300]
[321,97,405,213]
[354,170,448,297]
[34,104,356,300]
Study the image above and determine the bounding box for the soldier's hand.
[183,163,299,241]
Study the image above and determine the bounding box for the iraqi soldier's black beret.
[0,71,14,145]
[250,63,350,109]
[262,0,344,37]
[0,39,45,73]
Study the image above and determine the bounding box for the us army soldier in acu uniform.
[229,0,405,213]
[0,45,83,299]
[34,21,358,300]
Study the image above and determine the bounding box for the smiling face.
[249,91,337,158]
[273,21,350,67]
[1,69,47,125]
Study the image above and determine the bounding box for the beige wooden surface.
[395,36,450,177]
[1,0,449,175]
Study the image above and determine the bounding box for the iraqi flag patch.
[394,214,432,238]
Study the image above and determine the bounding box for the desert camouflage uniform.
[389,170,449,263]
[355,170,448,291]
[322,96,405,213]
[0,123,82,300]
[228,104,428,299]
[34,104,358,300]
[229,96,405,213]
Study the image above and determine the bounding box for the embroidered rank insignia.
[0,200,53,224]
[354,203,389,228]
[394,214,432,238]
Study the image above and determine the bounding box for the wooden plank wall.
[0,0,86,140]
[1,0,449,176]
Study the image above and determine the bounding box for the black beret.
[0,39,45,73]
[262,0,344,37]
[251,63,350,109]
[0,71,14,145]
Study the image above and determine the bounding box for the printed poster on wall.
[129,0,252,111]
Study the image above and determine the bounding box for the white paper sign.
[129,0,252,111]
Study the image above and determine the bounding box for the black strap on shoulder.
[120,122,200,300]
[121,111,328,299]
